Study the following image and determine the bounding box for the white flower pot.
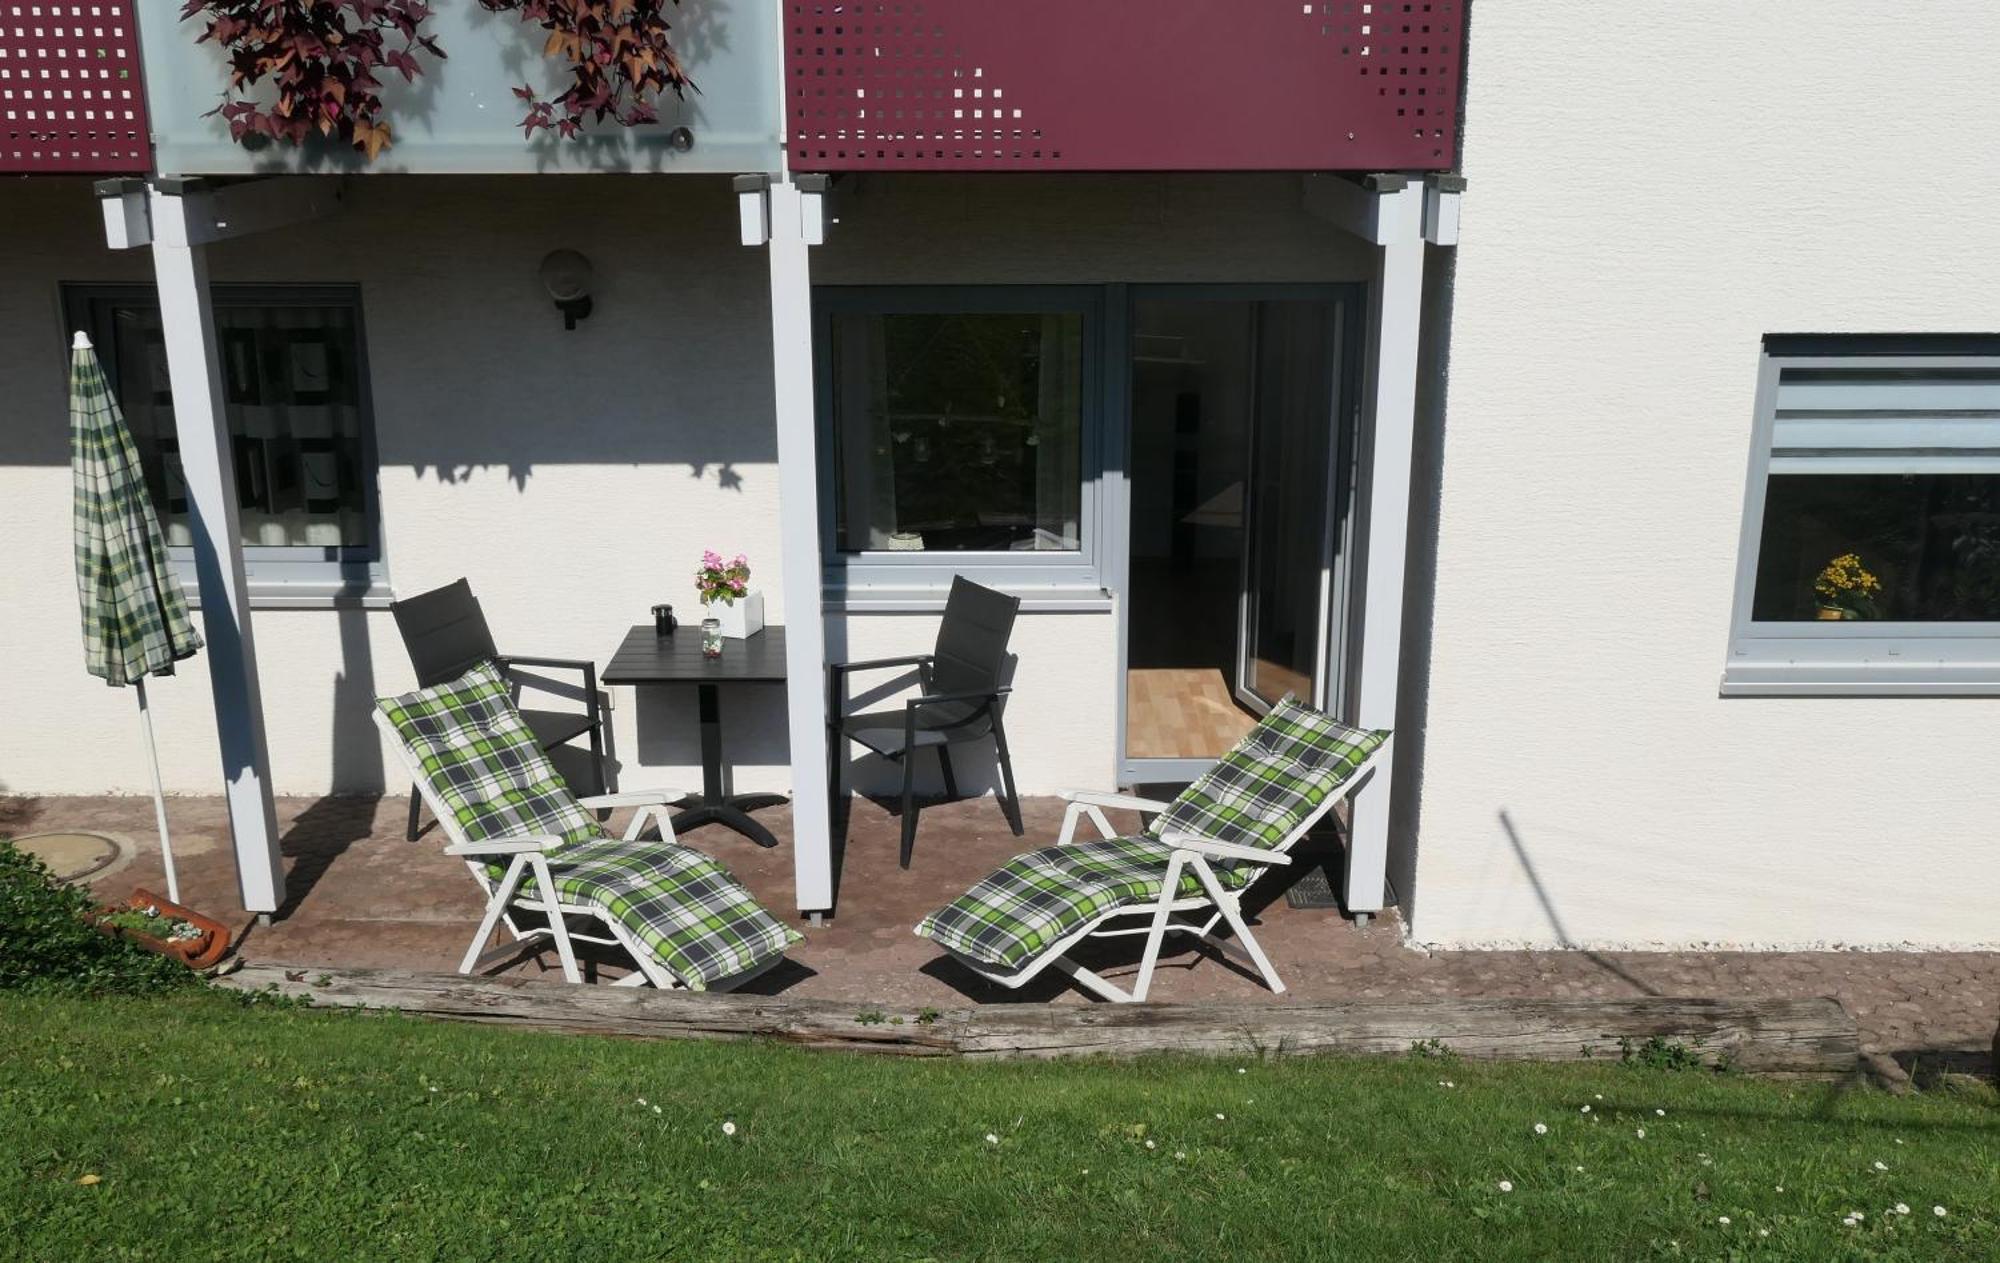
[706,590,764,639]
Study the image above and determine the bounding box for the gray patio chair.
[391,577,606,841]
[827,575,1024,868]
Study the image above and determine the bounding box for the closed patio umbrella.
[69,331,203,903]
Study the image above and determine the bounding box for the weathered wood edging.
[216,963,1861,1075]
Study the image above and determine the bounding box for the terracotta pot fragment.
[92,888,233,970]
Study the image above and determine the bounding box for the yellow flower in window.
[1813,553,1882,619]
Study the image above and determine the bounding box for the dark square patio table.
[603,624,789,848]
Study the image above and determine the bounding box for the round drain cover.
[12,831,123,882]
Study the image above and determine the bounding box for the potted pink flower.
[695,551,762,655]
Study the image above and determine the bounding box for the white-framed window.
[66,285,388,604]
[1724,335,2000,695]
[815,286,1104,599]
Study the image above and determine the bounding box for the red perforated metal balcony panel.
[0,1,150,174]
[787,1,1463,173]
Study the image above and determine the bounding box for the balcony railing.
[0,1,785,177]
[4,1,1465,179]
[785,0,1465,172]
[0,1,152,173]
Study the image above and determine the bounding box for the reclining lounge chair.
[916,697,1388,1003]
[376,662,799,991]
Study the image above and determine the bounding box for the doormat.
[1284,865,1342,910]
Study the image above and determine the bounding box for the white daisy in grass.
[1758,1229,1770,1238]
[1580,1105,1591,1114]
[722,1121,737,1136]
[1533,1122,1548,1136]
[1496,1180,1513,1193]
[1594,1093,1604,1100]
[1174,1151,1187,1161]
[1842,1217,1859,1228]
[1850,1211,1865,1221]
[636,1097,648,1106]
[1893,1204,1909,1216]
[653,1106,662,1115]
[1934,1206,1948,1218]
[1236,1067,1247,1074]
[984,1132,999,1145]
[1573,1166,1584,1173]
[1144,1139,1157,1150]
[1775,1186,1784,1193]
[1636,1128,1646,1139]
[1215,1113,1226,1121]
[1717,1217,1731,1227]
[1874,1160,1888,1171]
[1655,1108,1666,1116]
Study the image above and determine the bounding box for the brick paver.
[7,793,1994,1076]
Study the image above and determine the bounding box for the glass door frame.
[1111,282,1366,787]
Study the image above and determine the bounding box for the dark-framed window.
[65,284,384,594]
[815,286,1104,591]
[1725,335,2000,695]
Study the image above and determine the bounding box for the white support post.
[146,182,286,916]
[762,175,835,918]
[1344,179,1428,925]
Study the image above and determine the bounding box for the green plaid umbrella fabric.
[70,333,201,684]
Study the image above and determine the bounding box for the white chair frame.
[920,740,1391,1003]
[374,709,780,992]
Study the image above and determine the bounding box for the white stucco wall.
[1409,2,2000,948]
[0,172,1368,806]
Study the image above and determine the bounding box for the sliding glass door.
[1236,298,1343,714]
[1121,288,1350,780]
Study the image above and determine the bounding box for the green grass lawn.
[1,993,1995,1261]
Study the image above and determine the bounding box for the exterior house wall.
[1409,2,2000,949]
[0,173,1369,803]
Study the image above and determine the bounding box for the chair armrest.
[576,789,690,809]
[1158,831,1290,867]
[830,654,934,676]
[907,687,1010,710]
[1058,788,1173,812]
[442,835,564,857]
[498,654,597,675]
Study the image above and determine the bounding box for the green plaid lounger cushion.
[918,697,1386,971]
[916,836,1204,971]
[1147,696,1388,884]
[511,837,800,988]
[378,663,797,988]
[378,661,606,852]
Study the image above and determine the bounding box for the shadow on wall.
[1384,239,1457,927]
[1496,809,1660,997]
[269,606,389,920]
[331,607,385,795]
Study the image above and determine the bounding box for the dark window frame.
[813,285,1107,594]
[63,283,386,597]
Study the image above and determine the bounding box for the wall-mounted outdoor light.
[539,249,594,330]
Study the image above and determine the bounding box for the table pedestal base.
[671,794,788,849]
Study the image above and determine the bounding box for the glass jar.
[700,616,723,658]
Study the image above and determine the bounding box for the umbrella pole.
[134,676,180,905]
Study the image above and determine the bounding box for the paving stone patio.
[5,792,1994,1077]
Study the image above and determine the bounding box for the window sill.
[188,581,397,612]
[825,584,1114,614]
[1720,659,2000,697]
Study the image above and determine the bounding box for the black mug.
[652,603,677,635]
